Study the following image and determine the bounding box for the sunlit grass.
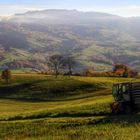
[0,74,139,139]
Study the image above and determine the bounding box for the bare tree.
[1,69,12,84]
[64,56,76,76]
[48,54,64,78]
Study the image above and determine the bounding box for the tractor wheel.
[110,102,119,114]
[110,102,124,114]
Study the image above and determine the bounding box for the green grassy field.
[0,74,139,140]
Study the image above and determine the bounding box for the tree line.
[0,54,139,85]
[41,54,139,78]
[84,64,138,78]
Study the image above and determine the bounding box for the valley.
[0,10,140,71]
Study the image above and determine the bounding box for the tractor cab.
[111,82,140,114]
[112,83,131,102]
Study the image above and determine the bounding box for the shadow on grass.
[0,77,106,102]
[87,114,140,125]
[2,112,140,126]
[0,79,47,93]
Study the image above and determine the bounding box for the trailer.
[111,82,140,114]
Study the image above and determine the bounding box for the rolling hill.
[0,9,140,71]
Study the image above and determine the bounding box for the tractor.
[110,82,140,114]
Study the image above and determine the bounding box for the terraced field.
[0,74,139,140]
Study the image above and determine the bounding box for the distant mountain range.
[0,9,140,72]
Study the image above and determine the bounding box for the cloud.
[79,5,140,17]
[110,6,140,17]
[0,4,43,16]
[0,4,140,17]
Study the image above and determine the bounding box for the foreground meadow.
[0,74,139,140]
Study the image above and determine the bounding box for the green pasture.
[0,74,139,139]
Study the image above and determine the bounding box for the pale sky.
[0,0,140,17]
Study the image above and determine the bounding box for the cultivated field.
[0,74,139,140]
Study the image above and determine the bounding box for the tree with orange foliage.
[113,64,138,78]
[1,69,12,84]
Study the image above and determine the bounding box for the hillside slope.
[0,10,140,71]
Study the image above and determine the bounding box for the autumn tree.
[113,64,138,78]
[1,69,12,84]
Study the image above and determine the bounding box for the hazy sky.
[0,0,140,17]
